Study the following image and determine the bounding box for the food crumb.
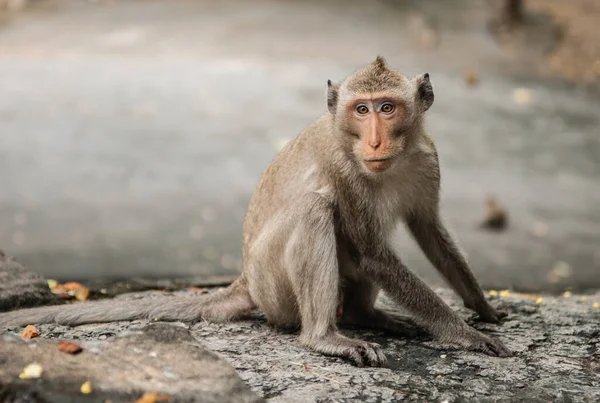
[19,363,43,379]
[80,381,93,394]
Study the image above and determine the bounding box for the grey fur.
[0,57,512,366]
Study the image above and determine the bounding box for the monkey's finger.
[495,309,509,320]
[373,346,388,366]
[359,343,386,367]
[348,348,365,367]
[488,340,513,357]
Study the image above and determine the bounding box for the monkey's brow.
[349,94,404,104]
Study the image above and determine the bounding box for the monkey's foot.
[301,332,387,367]
[340,309,422,337]
[453,328,512,357]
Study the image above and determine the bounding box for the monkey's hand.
[455,327,513,357]
[466,301,508,324]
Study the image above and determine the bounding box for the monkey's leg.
[406,212,507,323]
[287,196,386,367]
[362,249,512,357]
[338,276,420,337]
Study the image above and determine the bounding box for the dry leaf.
[464,68,479,86]
[58,341,83,355]
[19,363,43,379]
[80,381,93,394]
[21,325,39,340]
[135,391,171,403]
[75,286,90,301]
[50,281,90,301]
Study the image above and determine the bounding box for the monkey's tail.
[0,277,255,328]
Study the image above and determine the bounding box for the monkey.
[0,56,512,367]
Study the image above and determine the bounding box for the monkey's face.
[327,58,434,175]
[343,95,408,173]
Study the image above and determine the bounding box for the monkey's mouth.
[363,157,394,173]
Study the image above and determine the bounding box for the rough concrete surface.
[0,251,61,312]
[2,287,599,402]
[1,322,263,403]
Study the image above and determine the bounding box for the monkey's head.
[327,56,434,174]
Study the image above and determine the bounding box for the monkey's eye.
[356,104,369,115]
[380,103,395,113]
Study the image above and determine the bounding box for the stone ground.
[0,0,599,293]
[2,287,600,402]
[1,256,600,402]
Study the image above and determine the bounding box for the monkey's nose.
[368,140,381,150]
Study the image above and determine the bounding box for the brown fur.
[0,57,512,366]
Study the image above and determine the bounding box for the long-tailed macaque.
[0,57,512,366]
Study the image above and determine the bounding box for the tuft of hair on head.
[372,55,388,71]
[346,55,403,94]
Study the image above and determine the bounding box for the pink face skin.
[345,94,406,173]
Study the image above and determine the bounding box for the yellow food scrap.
[563,291,572,298]
[499,290,511,297]
[535,297,544,304]
[19,363,43,379]
[47,279,58,290]
[80,381,93,394]
[135,391,171,403]
[593,302,599,309]
[488,290,498,297]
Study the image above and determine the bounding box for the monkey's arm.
[405,210,507,323]
[360,249,511,357]
[286,194,386,367]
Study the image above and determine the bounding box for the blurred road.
[0,0,598,292]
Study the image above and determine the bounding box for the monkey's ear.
[416,73,434,112]
[327,79,340,115]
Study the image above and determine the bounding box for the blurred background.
[0,0,598,294]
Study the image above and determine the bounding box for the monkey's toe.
[459,329,512,358]
[345,341,386,367]
[304,333,387,367]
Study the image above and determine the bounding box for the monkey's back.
[242,114,334,252]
